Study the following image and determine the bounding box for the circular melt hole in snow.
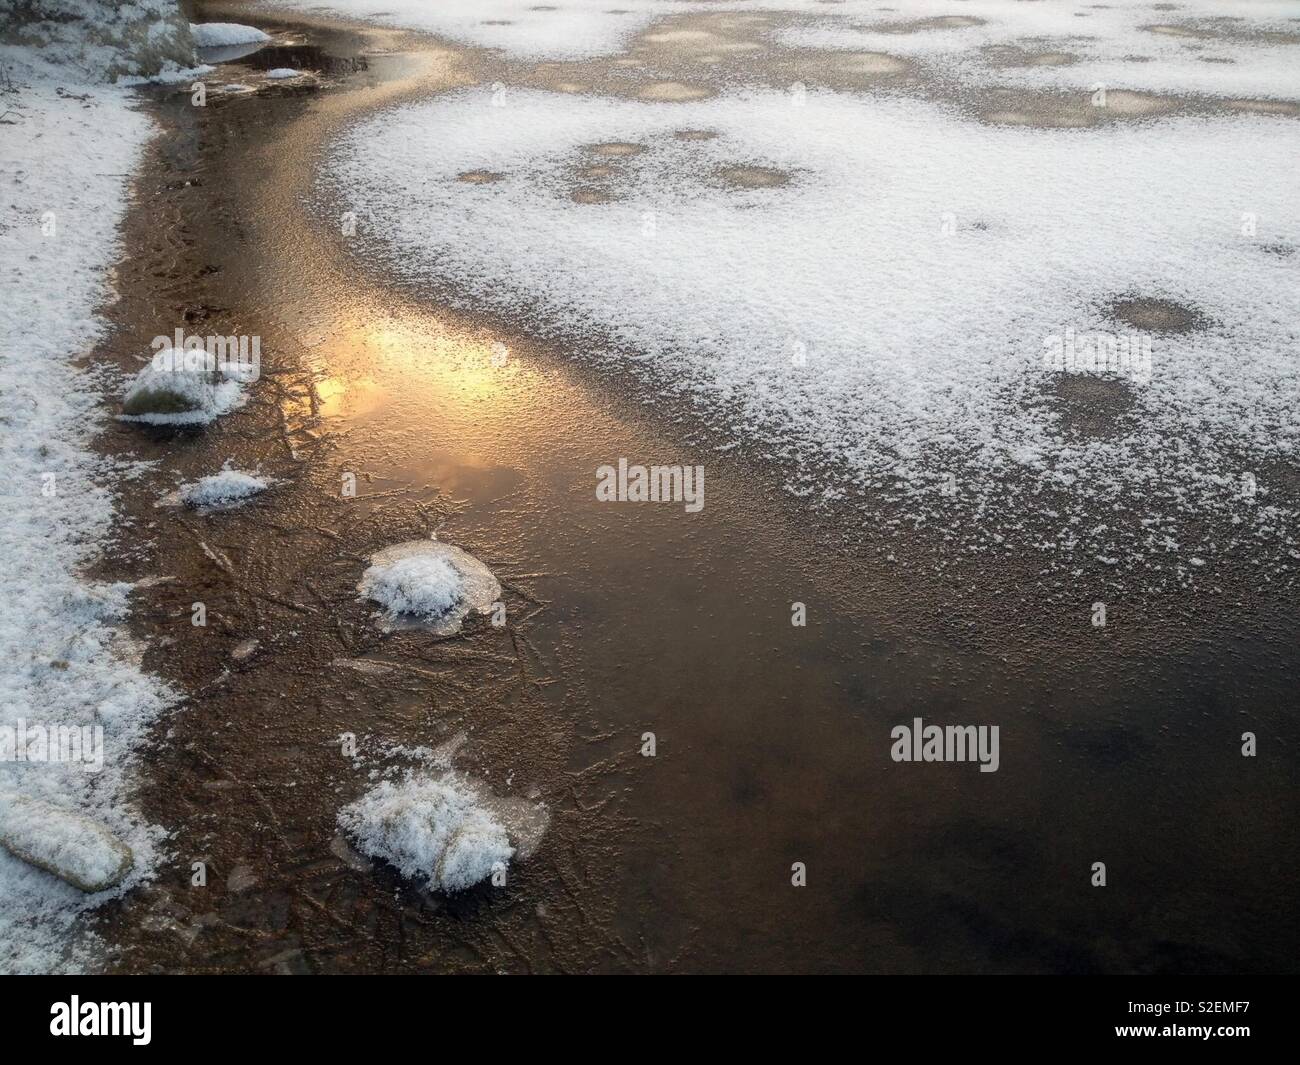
[358,539,501,634]
[982,95,1097,128]
[1028,52,1076,66]
[571,186,618,204]
[457,169,505,184]
[674,128,718,141]
[1029,53,1081,67]
[585,141,645,157]
[833,52,912,76]
[1102,90,1178,116]
[1109,296,1206,334]
[715,165,791,189]
[637,81,712,102]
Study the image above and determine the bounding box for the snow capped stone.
[339,775,513,893]
[358,539,501,634]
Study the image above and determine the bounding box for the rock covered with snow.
[338,775,513,892]
[178,465,271,509]
[120,349,250,425]
[265,68,302,80]
[358,539,501,634]
[0,0,197,83]
[189,22,271,49]
[0,796,134,894]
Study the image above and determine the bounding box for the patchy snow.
[261,0,681,59]
[359,539,501,633]
[189,22,270,49]
[0,1,184,972]
[262,0,1300,98]
[322,85,1300,575]
[178,465,271,509]
[776,0,1300,102]
[265,68,302,80]
[339,774,514,893]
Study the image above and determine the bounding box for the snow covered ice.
[321,82,1300,577]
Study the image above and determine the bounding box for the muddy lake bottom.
[81,3,1300,973]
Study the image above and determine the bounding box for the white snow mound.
[179,466,271,508]
[189,22,271,49]
[339,775,514,892]
[359,539,501,633]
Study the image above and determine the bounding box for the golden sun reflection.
[310,307,548,437]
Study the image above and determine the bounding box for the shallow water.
[87,1,1300,973]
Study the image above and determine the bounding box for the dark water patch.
[1108,296,1208,334]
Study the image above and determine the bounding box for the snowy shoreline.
[0,3,201,972]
